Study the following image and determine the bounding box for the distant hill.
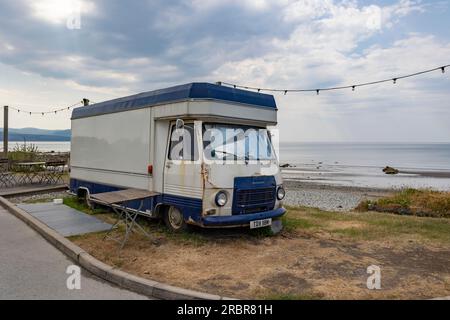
[0,128,71,141]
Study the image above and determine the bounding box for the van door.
[163,121,203,201]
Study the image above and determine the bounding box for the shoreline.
[281,163,450,210]
[399,170,450,178]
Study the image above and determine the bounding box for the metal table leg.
[103,200,153,249]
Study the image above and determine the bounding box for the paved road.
[0,207,148,300]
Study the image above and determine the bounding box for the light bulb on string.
[221,65,449,96]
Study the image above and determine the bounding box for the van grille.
[234,187,276,214]
[236,187,274,205]
[232,175,276,215]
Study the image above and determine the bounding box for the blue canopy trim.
[71,82,277,119]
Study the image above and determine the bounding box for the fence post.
[3,106,8,159]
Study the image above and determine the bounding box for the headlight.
[215,191,228,207]
[277,186,286,200]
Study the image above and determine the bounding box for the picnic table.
[43,160,66,184]
[89,189,160,249]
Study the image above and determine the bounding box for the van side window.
[168,124,198,161]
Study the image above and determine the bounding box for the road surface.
[0,206,148,300]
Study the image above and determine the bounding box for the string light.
[220,64,450,95]
[4,64,449,116]
[8,101,83,116]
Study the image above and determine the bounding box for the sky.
[0,0,449,142]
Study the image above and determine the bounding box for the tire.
[163,206,188,233]
[76,188,91,208]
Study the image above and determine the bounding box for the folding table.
[88,189,159,249]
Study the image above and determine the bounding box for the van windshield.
[202,123,276,161]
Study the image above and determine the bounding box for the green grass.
[62,195,209,245]
[140,219,210,246]
[67,230,111,241]
[164,229,209,246]
[62,195,450,245]
[281,213,318,232]
[63,196,109,215]
[364,215,450,242]
[284,205,450,244]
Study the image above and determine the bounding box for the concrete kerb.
[0,195,230,300]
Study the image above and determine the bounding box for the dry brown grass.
[356,188,450,218]
[69,205,450,300]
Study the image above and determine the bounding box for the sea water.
[279,142,450,190]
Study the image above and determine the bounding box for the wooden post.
[3,106,8,158]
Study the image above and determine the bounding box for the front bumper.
[201,207,286,227]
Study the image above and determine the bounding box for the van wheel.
[163,206,188,232]
[76,188,91,208]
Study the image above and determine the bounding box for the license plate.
[250,218,272,229]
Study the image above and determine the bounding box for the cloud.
[0,0,425,89]
[27,0,96,25]
[0,0,448,140]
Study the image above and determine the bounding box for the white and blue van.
[70,82,286,232]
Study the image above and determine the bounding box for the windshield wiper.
[215,150,251,161]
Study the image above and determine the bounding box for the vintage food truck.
[70,82,286,232]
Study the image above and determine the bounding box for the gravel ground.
[8,191,70,204]
[283,180,393,211]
